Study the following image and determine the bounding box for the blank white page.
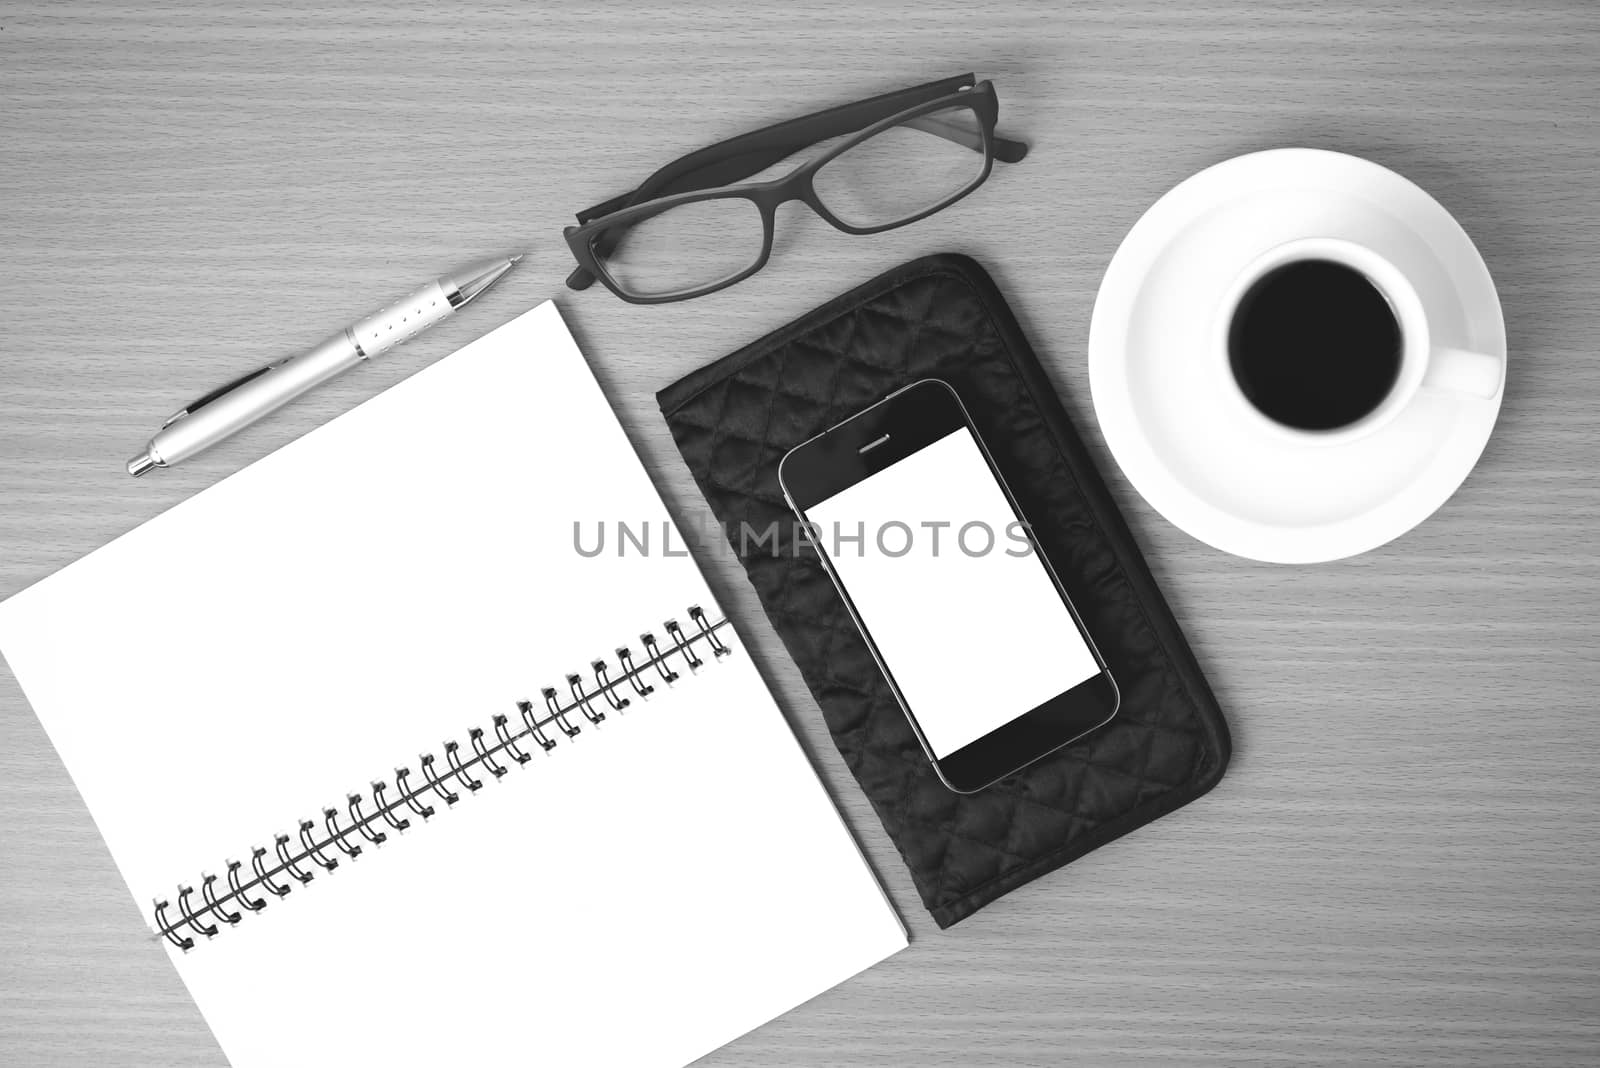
[0,302,904,1068]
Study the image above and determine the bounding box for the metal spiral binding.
[150,606,733,952]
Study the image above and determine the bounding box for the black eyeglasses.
[563,73,1028,304]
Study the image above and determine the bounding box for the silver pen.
[126,255,521,476]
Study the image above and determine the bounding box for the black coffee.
[1227,259,1402,431]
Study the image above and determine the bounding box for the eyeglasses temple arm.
[903,115,1029,162]
[576,73,979,221]
[582,116,1024,226]
[578,100,1026,228]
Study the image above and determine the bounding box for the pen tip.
[509,254,524,265]
[448,257,520,306]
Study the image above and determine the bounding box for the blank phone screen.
[805,427,1099,758]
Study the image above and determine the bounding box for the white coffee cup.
[1214,236,1502,446]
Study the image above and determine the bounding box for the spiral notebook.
[0,302,906,1068]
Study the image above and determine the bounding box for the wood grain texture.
[2,2,1598,1065]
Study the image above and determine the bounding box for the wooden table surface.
[3,3,1598,1065]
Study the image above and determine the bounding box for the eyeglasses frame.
[562,75,1026,304]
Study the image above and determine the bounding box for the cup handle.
[1423,346,1502,399]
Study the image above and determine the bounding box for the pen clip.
[162,361,283,427]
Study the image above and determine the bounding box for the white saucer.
[1088,148,1505,564]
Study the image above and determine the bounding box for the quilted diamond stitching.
[660,259,1228,926]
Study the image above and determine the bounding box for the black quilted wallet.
[657,254,1231,927]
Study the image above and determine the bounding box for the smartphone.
[778,379,1118,793]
